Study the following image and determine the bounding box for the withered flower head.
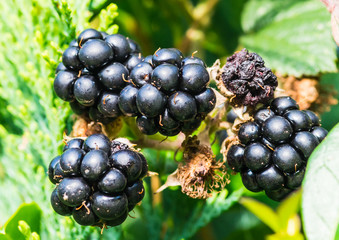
[221,48,277,106]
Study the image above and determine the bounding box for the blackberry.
[63,138,84,152]
[119,48,214,136]
[180,64,209,94]
[226,144,245,172]
[227,96,327,201]
[226,109,238,123]
[54,70,77,101]
[73,75,100,107]
[48,135,148,227]
[130,62,153,88]
[194,88,216,114]
[105,34,132,62]
[97,92,121,118]
[51,189,72,216]
[238,122,260,145]
[118,85,139,117]
[48,156,61,184]
[168,91,197,121]
[124,54,144,71]
[136,115,159,135]
[98,63,129,90]
[136,84,167,118]
[72,202,99,226]
[221,49,277,106]
[91,192,128,220]
[60,148,85,176]
[77,28,103,45]
[151,64,179,93]
[152,48,181,67]
[80,150,109,181]
[53,29,142,124]
[62,46,83,71]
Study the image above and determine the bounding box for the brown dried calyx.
[177,136,228,199]
[70,116,123,139]
[277,74,338,114]
[220,49,278,107]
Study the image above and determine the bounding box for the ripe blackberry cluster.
[48,134,148,227]
[227,96,328,201]
[221,48,278,106]
[119,48,216,136]
[54,28,143,124]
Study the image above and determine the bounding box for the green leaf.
[180,188,244,239]
[302,123,339,240]
[0,233,10,240]
[276,190,301,231]
[4,203,41,240]
[240,0,337,77]
[240,197,280,232]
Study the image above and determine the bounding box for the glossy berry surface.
[51,189,72,216]
[240,169,262,192]
[130,62,153,88]
[270,96,299,115]
[136,116,159,135]
[226,144,245,172]
[118,85,139,117]
[180,64,209,94]
[60,148,85,176]
[119,47,213,136]
[98,168,127,194]
[53,71,77,101]
[91,192,128,220]
[77,28,102,45]
[98,62,128,90]
[78,39,113,70]
[97,92,121,118]
[48,156,61,184]
[84,134,110,153]
[152,48,181,67]
[63,138,84,152]
[57,177,91,207]
[48,135,148,227]
[73,75,100,107]
[229,96,327,201]
[151,64,179,93]
[238,122,260,145]
[110,149,142,183]
[244,143,271,172]
[54,29,142,125]
[136,84,167,118]
[105,34,131,62]
[262,116,293,144]
[62,46,82,71]
[81,150,109,181]
[72,202,98,226]
[168,91,197,121]
[283,110,312,131]
[194,88,216,114]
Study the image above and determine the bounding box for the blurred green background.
[0,0,338,239]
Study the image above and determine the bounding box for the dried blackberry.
[221,49,277,106]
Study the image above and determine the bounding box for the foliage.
[302,123,339,240]
[0,0,338,239]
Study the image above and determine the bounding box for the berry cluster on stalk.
[227,96,328,201]
[120,48,216,136]
[54,28,143,124]
[48,134,148,227]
